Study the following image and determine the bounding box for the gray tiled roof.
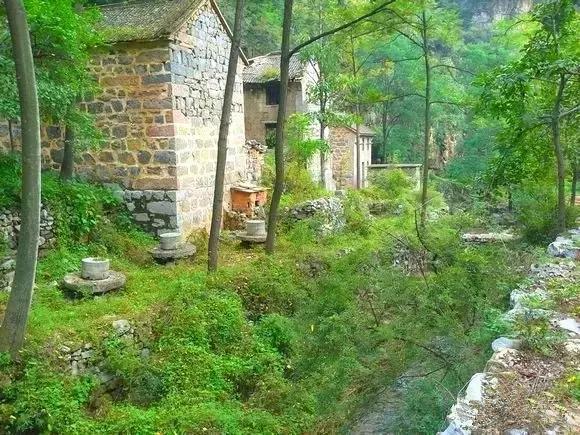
[243,53,305,84]
[345,125,375,136]
[99,0,204,43]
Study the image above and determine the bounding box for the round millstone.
[159,232,181,251]
[245,220,266,237]
[81,257,110,280]
[237,232,267,244]
[62,270,126,295]
[150,243,196,263]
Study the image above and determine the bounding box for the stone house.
[0,0,251,236]
[242,52,333,189]
[329,125,374,189]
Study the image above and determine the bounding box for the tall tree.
[0,0,41,356]
[208,0,245,272]
[266,0,399,253]
[265,0,294,254]
[0,0,101,178]
[385,0,462,225]
[481,0,579,232]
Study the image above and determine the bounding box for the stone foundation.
[0,205,56,291]
[123,190,178,235]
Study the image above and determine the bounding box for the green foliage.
[0,200,537,433]
[367,169,413,200]
[0,0,102,147]
[342,190,373,235]
[0,153,21,208]
[512,313,565,356]
[512,182,560,244]
[2,360,96,433]
[286,113,329,168]
[42,174,123,244]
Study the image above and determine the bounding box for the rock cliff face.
[446,0,534,26]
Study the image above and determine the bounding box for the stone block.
[99,151,115,163]
[118,152,136,165]
[101,75,140,87]
[112,126,128,139]
[136,49,169,64]
[147,125,175,138]
[133,177,178,190]
[134,213,149,222]
[143,99,173,110]
[137,150,152,164]
[142,74,172,85]
[154,150,177,165]
[147,201,176,216]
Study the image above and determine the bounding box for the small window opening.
[266,82,281,105]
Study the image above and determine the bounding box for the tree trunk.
[0,0,41,356]
[265,0,294,254]
[552,74,567,233]
[420,10,431,227]
[8,119,15,152]
[60,124,75,180]
[208,0,245,271]
[571,156,578,206]
[382,103,388,163]
[355,121,361,188]
[319,118,326,188]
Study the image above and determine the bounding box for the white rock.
[556,318,580,336]
[112,319,131,335]
[492,337,522,352]
[464,373,485,403]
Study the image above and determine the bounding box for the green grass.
[0,167,540,434]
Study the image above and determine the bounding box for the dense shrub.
[0,153,133,247]
[0,152,21,208]
[512,182,577,244]
[367,169,413,200]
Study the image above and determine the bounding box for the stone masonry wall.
[1,205,56,291]
[0,1,250,236]
[170,1,247,233]
[330,127,355,189]
[329,127,373,189]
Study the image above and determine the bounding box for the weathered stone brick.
[50,148,63,163]
[146,166,163,175]
[87,102,105,114]
[133,177,178,190]
[99,151,115,163]
[143,99,173,110]
[137,150,152,164]
[147,125,175,138]
[126,100,141,110]
[142,74,171,85]
[101,75,140,87]
[118,152,136,165]
[136,49,169,63]
[111,100,124,112]
[147,201,175,215]
[46,126,62,139]
[154,150,176,165]
[112,126,128,139]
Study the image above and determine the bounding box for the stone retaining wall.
[0,205,56,291]
[440,229,580,434]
